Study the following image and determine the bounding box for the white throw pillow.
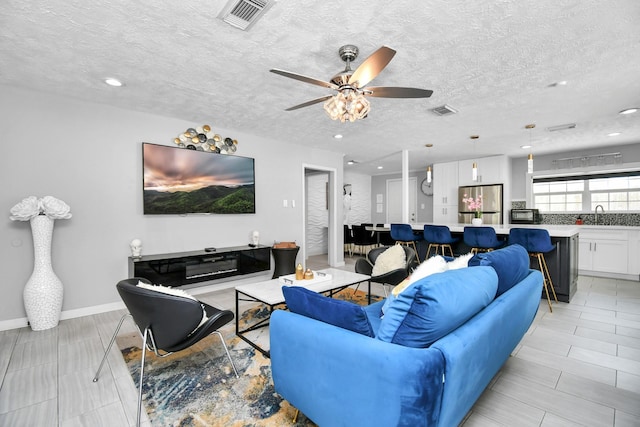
[446,252,474,270]
[390,255,448,298]
[137,282,208,330]
[409,255,449,284]
[372,245,407,276]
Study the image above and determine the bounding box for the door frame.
[302,164,339,267]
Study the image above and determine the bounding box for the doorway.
[302,164,339,267]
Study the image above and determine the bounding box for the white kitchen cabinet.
[433,161,458,205]
[433,205,458,223]
[433,161,458,223]
[458,155,507,186]
[578,229,629,274]
[628,230,640,275]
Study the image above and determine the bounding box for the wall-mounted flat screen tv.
[142,143,255,215]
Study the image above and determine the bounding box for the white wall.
[371,171,433,224]
[343,171,371,225]
[0,86,344,326]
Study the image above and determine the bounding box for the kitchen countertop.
[396,223,581,238]
[371,223,638,237]
[571,224,640,231]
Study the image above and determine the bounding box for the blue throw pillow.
[282,286,375,337]
[376,267,498,348]
[468,244,530,297]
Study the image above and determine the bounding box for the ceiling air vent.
[546,123,576,132]
[430,104,458,116]
[218,0,275,31]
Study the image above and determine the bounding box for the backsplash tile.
[509,202,640,226]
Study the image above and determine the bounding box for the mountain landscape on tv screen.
[143,184,255,214]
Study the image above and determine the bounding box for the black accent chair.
[92,278,239,427]
[354,246,418,297]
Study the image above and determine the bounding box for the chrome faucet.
[594,204,605,225]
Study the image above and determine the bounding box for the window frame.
[531,170,640,214]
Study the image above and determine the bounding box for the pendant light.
[470,135,479,181]
[525,124,535,174]
[425,143,433,183]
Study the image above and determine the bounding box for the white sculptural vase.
[23,215,64,331]
[471,217,483,226]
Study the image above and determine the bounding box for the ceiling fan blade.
[366,87,433,98]
[285,95,334,111]
[348,46,396,88]
[270,69,338,90]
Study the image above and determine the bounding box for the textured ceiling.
[2,0,640,175]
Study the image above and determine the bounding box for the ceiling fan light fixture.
[323,90,370,123]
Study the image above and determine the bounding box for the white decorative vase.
[23,215,64,331]
[472,217,483,226]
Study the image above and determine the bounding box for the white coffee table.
[235,268,370,357]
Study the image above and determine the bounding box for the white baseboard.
[0,317,29,331]
[0,300,127,332]
[579,270,640,282]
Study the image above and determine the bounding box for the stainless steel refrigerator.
[458,184,503,224]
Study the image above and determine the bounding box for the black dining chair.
[377,224,396,246]
[352,224,378,255]
[92,278,239,427]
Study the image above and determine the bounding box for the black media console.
[128,245,271,288]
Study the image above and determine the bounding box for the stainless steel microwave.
[510,209,541,224]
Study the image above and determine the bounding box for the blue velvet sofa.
[270,244,543,427]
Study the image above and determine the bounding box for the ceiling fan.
[270,45,433,122]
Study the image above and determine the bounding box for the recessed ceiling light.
[619,108,638,115]
[104,78,123,87]
[377,166,383,170]
[521,145,532,149]
[608,132,621,137]
[347,160,355,165]
[333,134,343,139]
[548,80,568,87]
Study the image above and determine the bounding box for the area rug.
[117,288,381,426]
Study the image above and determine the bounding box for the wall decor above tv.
[142,143,255,215]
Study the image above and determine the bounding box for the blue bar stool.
[508,228,559,312]
[463,226,504,254]
[390,223,422,262]
[423,225,458,258]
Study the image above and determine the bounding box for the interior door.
[386,178,417,223]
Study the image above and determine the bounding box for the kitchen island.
[395,223,580,303]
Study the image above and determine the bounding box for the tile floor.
[0,254,639,426]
